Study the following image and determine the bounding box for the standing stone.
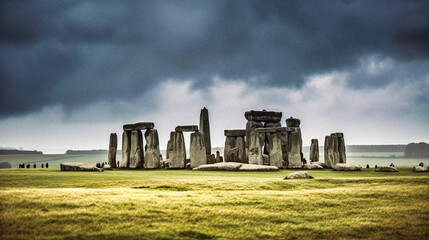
[190,131,207,168]
[287,128,302,168]
[236,136,247,163]
[245,121,263,148]
[224,136,237,162]
[144,129,161,169]
[130,130,144,168]
[264,122,282,155]
[324,135,333,168]
[166,140,171,160]
[310,139,319,162]
[199,107,211,160]
[215,151,221,163]
[169,131,186,169]
[121,130,131,168]
[331,133,340,166]
[248,132,263,165]
[338,133,347,163]
[269,132,283,168]
[108,133,117,168]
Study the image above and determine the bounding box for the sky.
[1,0,428,154]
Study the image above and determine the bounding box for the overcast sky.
[1,0,428,154]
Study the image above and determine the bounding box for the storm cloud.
[1,0,429,118]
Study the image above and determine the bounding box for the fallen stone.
[237,164,279,171]
[175,125,198,132]
[303,164,324,170]
[123,122,154,130]
[245,110,282,122]
[284,171,313,179]
[333,163,362,171]
[60,162,103,171]
[224,129,246,137]
[310,162,327,168]
[193,162,279,171]
[103,164,112,170]
[375,166,399,172]
[285,117,301,127]
[413,166,429,172]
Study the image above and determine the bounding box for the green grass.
[0,168,428,240]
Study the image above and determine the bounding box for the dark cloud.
[1,0,429,118]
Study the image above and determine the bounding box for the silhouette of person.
[41,163,44,168]
[366,164,369,168]
[46,163,49,168]
[33,163,36,168]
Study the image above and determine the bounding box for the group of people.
[18,163,49,168]
[96,161,120,168]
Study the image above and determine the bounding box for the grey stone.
[269,132,283,168]
[224,136,237,162]
[129,130,144,168]
[121,130,131,168]
[103,164,112,170]
[413,166,429,172]
[169,131,186,169]
[287,129,302,168]
[375,166,399,172]
[175,125,198,132]
[226,147,239,162]
[333,163,362,171]
[144,129,161,169]
[190,131,207,168]
[166,140,171,160]
[224,129,246,137]
[108,133,117,168]
[199,107,211,159]
[338,134,346,163]
[245,110,282,122]
[303,164,324,170]
[236,136,247,163]
[309,139,319,162]
[248,132,263,165]
[285,117,301,127]
[215,151,221,163]
[208,154,216,164]
[311,162,327,168]
[123,122,154,131]
[245,120,263,148]
[194,162,243,171]
[284,171,313,179]
[324,135,333,168]
[60,162,102,171]
[237,164,279,171]
[262,154,269,165]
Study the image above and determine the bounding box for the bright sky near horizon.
[1,0,428,153]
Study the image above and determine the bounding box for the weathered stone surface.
[199,107,211,159]
[144,129,161,169]
[255,127,289,133]
[311,162,327,168]
[193,162,279,171]
[166,140,171,160]
[303,164,324,170]
[224,129,246,136]
[285,117,301,127]
[60,162,102,171]
[194,162,243,171]
[248,132,263,165]
[123,122,154,130]
[208,154,216,164]
[333,163,362,171]
[324,135,333,168]
[338,134,346,163]
[331,133,340,166]
[375,166,399,172]
[175,125,198,132]
[121,130,131,168]
[108,133,117,168]
[130,130,144,168]
[413,166,429,172]
[287,129,302,168]
[284,171,313,179]
[190,131,207,168]
[269,132,283,168]
[237,164,279,171]
[262,154,269,165]
[169,131,186,169]
[245,110,282,122]
[226,148,239,162]
[224,136,237,162]
[245,121,263,148]
[236,136,247,163]
[215,151,221,163]
[309,139,319,162]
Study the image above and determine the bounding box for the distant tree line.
[65,149,108,155]
[345,145,406,152]
[404,142,429,158]
[0,149,43,155]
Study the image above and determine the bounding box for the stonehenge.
[324,133,347,168]
[199,107,211,161]
[309,139,319,162]
[190,131,207,168]
[108,133,117,168]
[144,129,161,169]
[224,129,247,163]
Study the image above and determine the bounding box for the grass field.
[0,168,428,239]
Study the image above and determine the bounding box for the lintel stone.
[224,129,246,136]
[175,125,199,132]
[244,110,282,122]
[123,122,154,130]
